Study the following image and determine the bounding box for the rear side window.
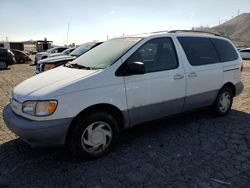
[211,39,238,62]
[178,37,220,66]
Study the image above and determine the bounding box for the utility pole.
[66,22,70,45]
[237,9,240,16]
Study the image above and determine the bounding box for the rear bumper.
[235,81,244,96]
[3,104,73,146]
[8,59,16,65]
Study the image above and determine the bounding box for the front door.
[124,37,186,126]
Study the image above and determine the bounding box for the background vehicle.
[35,46,68,64]
[48,48,76,58]
[11,49,31,63]
[35,42,102,74]
[239,48,250,60]
[0,47,16,69]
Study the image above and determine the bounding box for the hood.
[48,52,64,58]
[38,55,76,64]
[13,66,100,102]
[36,52,47,56]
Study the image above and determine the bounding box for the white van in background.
[3,30,244,159]
[239,48,250,60]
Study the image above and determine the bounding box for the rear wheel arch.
[220,82,236,97]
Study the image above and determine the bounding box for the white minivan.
[3,31,244,159]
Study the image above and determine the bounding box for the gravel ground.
[0,61,250,188]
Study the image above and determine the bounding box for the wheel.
[68,111,120,159]
[212,87,233,116]
[0,61,8,70]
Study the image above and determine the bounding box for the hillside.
[211,13,250,47]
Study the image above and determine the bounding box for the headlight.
[22,100,58,116]
[44,64,56,71]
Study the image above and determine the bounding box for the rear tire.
[68,111,120,160]
[212,87,233,116]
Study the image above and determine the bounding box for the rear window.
[177,37,220,66]
[211,39,238,62]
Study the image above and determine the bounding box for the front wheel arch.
[65,104,125,145]
[67,110,120,159]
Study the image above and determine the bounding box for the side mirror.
[127,61,145,75]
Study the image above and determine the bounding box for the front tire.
[68,111,120,159]
[0,61,8,70]
[213,87,233,116]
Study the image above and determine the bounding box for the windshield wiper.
[64,63,92,70]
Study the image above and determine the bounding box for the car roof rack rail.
[150,30,169,34]
[168,30,221,36]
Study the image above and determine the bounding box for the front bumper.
[3,104,73,146]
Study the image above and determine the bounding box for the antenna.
[66,22,70,45]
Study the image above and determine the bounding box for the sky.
[0,0,250,45]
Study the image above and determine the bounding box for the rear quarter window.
[211,38,238,62]
[177,37,220,66]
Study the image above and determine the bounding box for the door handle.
[173,74,184,80]
[188,72,197,77]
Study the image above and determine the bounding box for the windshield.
[62,48,71,55]
[70,43,96,57]
[71,38,142,69]
[46,47,57,53]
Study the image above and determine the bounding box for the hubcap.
[81,121,112,154]
[219,92,231,113]
[0,62,7,69]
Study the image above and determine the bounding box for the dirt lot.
[0,61,250,187]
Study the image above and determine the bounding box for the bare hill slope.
[212,13,250,46]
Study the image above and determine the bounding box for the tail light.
[240,63,243,72]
